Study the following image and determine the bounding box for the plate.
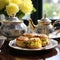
[49,30,60,38]
[9,39,58,51]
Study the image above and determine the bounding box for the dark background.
[31,0,42,25]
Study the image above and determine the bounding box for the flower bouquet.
[0,0,35,19]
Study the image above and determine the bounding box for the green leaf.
[16,11,25,19]
[33,7,36,12]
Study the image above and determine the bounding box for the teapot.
[0,17,27,38]
[36,14,54,34]
[28,14,55,35]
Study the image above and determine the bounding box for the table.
[0,38,60,60]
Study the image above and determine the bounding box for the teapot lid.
[41,14,51,23]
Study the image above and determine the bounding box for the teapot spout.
[28,19,36,30]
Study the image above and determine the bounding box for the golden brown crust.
[23,33,36,38]
[16,36,29,41]
[16,36,29,47]
[38,34,48,38]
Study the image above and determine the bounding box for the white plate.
[9,39,58,51]
[49,30,60,38]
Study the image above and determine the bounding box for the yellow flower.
[22,0,32,4]
[6,3,19,16]
[4,0,10,4]
[0,0,35,18]
[20,0,33,14]
[4,0,21,5]
[0,0,5,10]
[10,0,21,5]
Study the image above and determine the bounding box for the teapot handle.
[53,20,60,34]
[53,20,60,30]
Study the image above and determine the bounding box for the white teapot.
[27,14,54,35]
[36,14,54,34]
[0,17,27,38]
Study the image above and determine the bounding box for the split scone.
[38,34,50,47]
[16,36,29,47]
[27,37,42,49]
[23,33,36,38]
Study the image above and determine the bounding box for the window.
[31,0,60,26]
[43,0,60,19]
[32,0,60,20]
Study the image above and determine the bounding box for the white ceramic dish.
[9,39,58,51]
[49,30,60,38]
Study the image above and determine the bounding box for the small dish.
[49,30,60,38]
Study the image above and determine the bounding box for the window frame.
[31,0,42,24]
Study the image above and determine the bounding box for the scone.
[38,34,49,47]
[16,36,29,47]
[27,38,42,49]
[23,33,36,38]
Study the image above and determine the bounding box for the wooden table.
[0,38,60,60]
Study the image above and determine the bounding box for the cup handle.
[53,20,60,30]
